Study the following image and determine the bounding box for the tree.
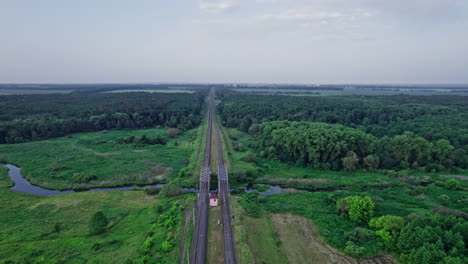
[337,196,375,222]
[369,215,404,248]
[88,211,108,235]
[432,139,454,165]
[342,151,359,172]
[167,128,179,138]
[363,154,380,170]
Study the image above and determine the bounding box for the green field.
[223,125,467,262]
[0,128,197,190]
[0,168,191,263]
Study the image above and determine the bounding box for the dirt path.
[270,214,397,264]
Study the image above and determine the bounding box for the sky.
[1,0,468,84]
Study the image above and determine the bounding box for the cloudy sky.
[1,0,467,83]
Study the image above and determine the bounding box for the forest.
[218,91,468,149]
[253,121,466,172]
[218,91,467,172]
[0,91,208,143]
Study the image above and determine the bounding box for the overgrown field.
[0,128,197,190]
[223,124,467,263]
[0,174,192,263]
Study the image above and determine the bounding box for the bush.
[241,151,257,163]
[144,186,161,195]
[344,241,366,257]
[167,128,179,138]
[369,215,404,248]
[445,179,462,190]
[160,183,182,197]
[347,227,375,243]
[177,167,189,178]
[337,196,375,222]
[73,173,96,183]
[88,211,108,235]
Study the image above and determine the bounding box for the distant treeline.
[0,91,208,144]
[0,84,213,94]
[231,84,344,91]
[218,91,468,150]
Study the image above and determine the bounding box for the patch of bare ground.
[132,149,149,153]
[259,177,329,184]
[270,214,397,264]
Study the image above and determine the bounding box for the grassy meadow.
[0,128,197,190]
[0,173,191,263]
[223,126,467,262]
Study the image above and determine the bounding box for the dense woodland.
[0,91,207,143]
[218,91,467,171]
[253,121,466,172]
[218,91,468,149]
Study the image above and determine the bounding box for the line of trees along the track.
[217,91,467,172]
[0,91,208,144]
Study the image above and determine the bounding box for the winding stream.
[1,164,284,196]
[1,164,168,196]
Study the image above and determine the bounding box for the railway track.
[190,90,236,264]
[190,91,214,264]
[213,111,236,264]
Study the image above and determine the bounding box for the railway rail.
[190,90,236,264]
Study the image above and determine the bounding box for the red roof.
[210,193,218,199]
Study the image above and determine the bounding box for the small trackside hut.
[209,193,218,207]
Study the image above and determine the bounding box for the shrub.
[369,215,404,248]
[73,173,96,183]
[241,151,257,163]
[342,151,359,172]
[337,196,375,222]
[167,128,179,138]
[88,211,108,235]
[347,227,375,243]
[344,241,366,257]
[445,179,461,190]
[144,186,161,195]
[160,183,182,197]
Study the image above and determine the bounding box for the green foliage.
[0,127,194,189]
[0,91,206,143]
[167,128,179,138]
[220,94,467,171]
[160,183,183,197]
[241,151,257,163]
[342,151,359,172]
[144,186,161,195]
[363,154,380,171]
[252,120,459,171]
[445,179,462,190]
[369,215,404,248]
[347,227,375,244]
[219,93,468,151]
[256,121,374,168]
[397,214,467,264]
[239,193,263,218]
[88,211,109,235]
[337,196,375,222]
[136,202,181,262]
[344,241,366,258]
[72,173,96,183]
